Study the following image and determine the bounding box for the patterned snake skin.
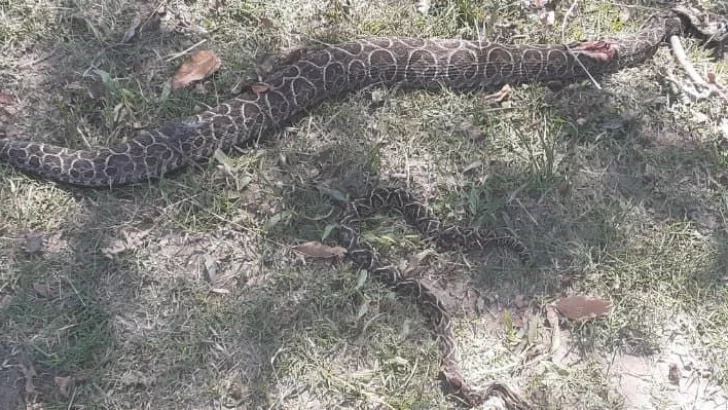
[1,7,725,187]
[339,187,531,408]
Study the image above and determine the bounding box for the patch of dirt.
[604,319,728,409]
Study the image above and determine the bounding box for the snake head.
[672,5,728,50]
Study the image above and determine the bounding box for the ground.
[1,0,728,409]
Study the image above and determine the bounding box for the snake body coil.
[339,187,531,408]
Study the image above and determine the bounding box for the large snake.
[338,187,532,408]
[0,7,726,187]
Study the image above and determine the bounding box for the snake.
[338,187,532,408]
[0,7,726,187]
[1,5,727,408]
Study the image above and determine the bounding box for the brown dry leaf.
[229,381,247,400]
[292,241,346,258]
[514,294,527,309]
[459,121,485,141]
[23,233,44,254]
[404,249,437,274]
[258,17,275,29]
[122,14,142,42]
[553,295,612,321]
[101,228,152,258]
[462,160,483,174]
[545,305,559,329]
[54,376,72,398]
[255,52,279,75]
[230,79,254,94]
[171,50,222,90]
[250,83,271,94]
[539,9,555,26]
[558,178,571,196]
[279,47,307,66]
[618,6,631,23]
[481,84,511,104]
[0,92,15,106]
[668,363,681,384]
[545,305,561,354]
[32,283,52,298]
[416,0,431,14]
[0,294,12,309]
[20,362,36,394]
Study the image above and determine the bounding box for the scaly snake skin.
[1,7,725,187]
[339,187,531,408]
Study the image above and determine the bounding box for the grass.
[2,0,728,409]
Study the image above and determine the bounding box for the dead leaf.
[101,228,152,258]
[255,52,279,75]
[250,83,271,94]
[229,381,247,400]
[210,288,230,295]
[545,305,559,329]
[668,363,680,385]
[481,84,512,104]
[514,294,527,309]
[123,9,164,43]
[193,82,207,94]
[416,0,431,14]
[258,17,275,29]
[171,50,222,90]
[54,376,72,398]
[32,283,52,298]
[459,121,485,141]
[0,92,15,106]
[230,79,254,94]
[404,249,437,274]
[122,14,142,42]
[553,295,612,321]
[618,6,631,23]
[113,103,126,123]
[539,9,555,26]
[280,47,306,65]
[462,160,483,174]
[692,111,709,124]
[719,118,728,140]
[87,81,105,100]
[545,305,561,354]
[23,233,44,254]
[20,362,36,394]
[292,241,347,258]
[558,178,570,196]
[0,294,12,309]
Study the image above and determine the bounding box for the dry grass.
[2,0,728,409]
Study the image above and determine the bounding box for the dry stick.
[165,39,209,63]
[669,35,728,103]
[560,0,578,42]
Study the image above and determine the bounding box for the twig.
[165,39,208,62]
[560,0,578,42]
